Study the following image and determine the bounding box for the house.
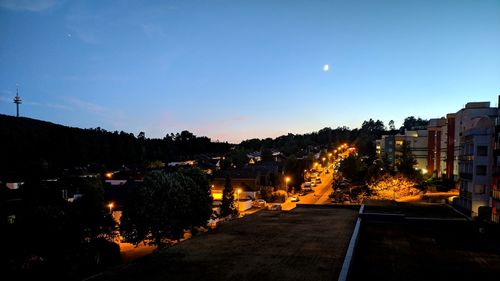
[211,161,284,201]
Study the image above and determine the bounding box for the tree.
[396,141,419,180]
[261,148,274,162]
[137,131,145,140]
[69,176,117,241]
[284,155,307,192]
[227,148,249,168]
[220,175,237,217]
[388,120,396,131]
[178,167,213,227]
[120,170,213,248]
[338,154,367,183]
[402,116,428,130]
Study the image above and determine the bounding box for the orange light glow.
[105,172,113,179]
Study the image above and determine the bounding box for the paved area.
[92,206,358,281]
[282,170,334,210]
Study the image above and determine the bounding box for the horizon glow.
[0,0,499,143]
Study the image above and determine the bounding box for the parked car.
[252,199,267,208]
[267,203,282,211]
[291,196,300,202]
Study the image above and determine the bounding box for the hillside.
[0,114,230,179]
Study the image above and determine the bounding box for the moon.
[323,64,329,72]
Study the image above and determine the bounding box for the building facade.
[455,102,497,218]
[377,130,428,172]
[427,118,447,177]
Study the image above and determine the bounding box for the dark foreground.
[350,201,500,281]
[90,206,358,281]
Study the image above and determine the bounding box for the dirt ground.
[92,206,358,281]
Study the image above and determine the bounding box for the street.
[282,168,334,210]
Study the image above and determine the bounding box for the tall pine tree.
[220,175,237,217]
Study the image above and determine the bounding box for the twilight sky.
[1,0,499,143]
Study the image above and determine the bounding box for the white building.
[455,102,497,217]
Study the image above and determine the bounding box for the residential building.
[427,117,448,177]
[446,113,456,181]
[455,102,497,218]
[492,100,500,223]
[377,130,428,171]
[211,161,283,201]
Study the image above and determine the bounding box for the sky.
[0,0,499,143]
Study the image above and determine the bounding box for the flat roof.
[93,206,358,281]
[349,201,500,281]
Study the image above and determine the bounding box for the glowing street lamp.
[285,177,291,193]
[108,202,114,214]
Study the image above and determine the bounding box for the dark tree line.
[0,176,119,280]
[0,114,231,179]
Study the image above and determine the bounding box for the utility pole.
[13,85,22,117]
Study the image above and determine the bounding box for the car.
[267,203,282,211]
[252,199,267,208]
[291,196,300,202]
[316,177,321,183]
[304,182,312,188]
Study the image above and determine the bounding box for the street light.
[237,188,241,203]
[285,177,291,193]
[107,202,114,214]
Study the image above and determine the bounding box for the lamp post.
[285,177,290,194]
[237,188,241,209]
[107,202,114,214]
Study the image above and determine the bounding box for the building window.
[477,146,487,156]
[476,165,487,176]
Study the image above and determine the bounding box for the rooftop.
[349,200,500,281]
[91,206,358,281]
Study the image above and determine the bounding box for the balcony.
[492,189,500,201]
[458,155,473,161]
